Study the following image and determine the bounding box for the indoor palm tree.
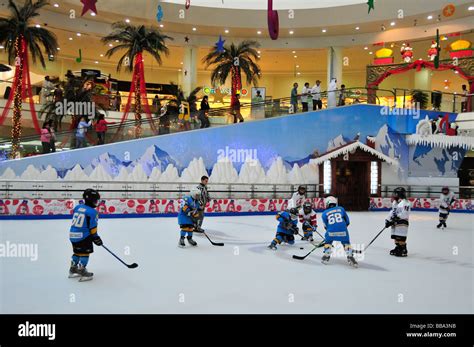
[202,40,261,108]
[102,22,173,126]
[0,0,58,157]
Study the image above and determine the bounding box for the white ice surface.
[0,212,472,314]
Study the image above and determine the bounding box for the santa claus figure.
[400,43,413,63]
[428,40,439,61]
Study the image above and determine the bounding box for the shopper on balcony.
[290,82,299,113]
[461,85,468,112]
[114,91,122,112]
[301,82,311,112]
[95,113,115,145]
[47,120,56,153]
[338,84,347,107]
[199,96,211,129]
[40,122,52,154]
[152,95,161,113]
[40,76,54,105]
[311,80,322,110]
[75,116,92,148]
[232,94,244,123]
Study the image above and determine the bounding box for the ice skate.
[321,254,331,264]
[186,236,197,246]
[267,243,277,250]
[347,255,359,268]
[178,236,186,248]
[301,235,308,241]
[436,222,443,229]
[400,245,408,257]
[68,261,80,278]
[77,264,93,282]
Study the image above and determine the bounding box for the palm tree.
[168,82,202,113]
[202,40,261,108]
[0,0,58,157]
[101,22,173,130]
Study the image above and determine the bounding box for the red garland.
[267,0,279,40]
[0,38,41,134]
[112,52,157,141]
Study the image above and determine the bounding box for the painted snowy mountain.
[284,152,319,168]
[411,145,466,177]
[327,134,351,151]
[130,145,177,177]
[85,152,125,177]
[375,124,407,160]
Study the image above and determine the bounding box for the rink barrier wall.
[0,197,472,219]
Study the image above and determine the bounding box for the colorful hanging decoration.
[184,36,190,43]
[185,0,191,10]
[80,0,98,16]
[434,29,441,68]
[442,3,455,17]
[216,35,225,53]
[374,48,394,65]
[367,0,375,13]
[267,0,279,40]
[449,39,473,59]
[400,43,413,63]
[156,5,164,22]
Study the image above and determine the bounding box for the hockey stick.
[203,231,224,246]
[352,227,387,254]
[292,240,326,260]
[102,245,138,269]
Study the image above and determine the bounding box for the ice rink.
[1,211,472,314]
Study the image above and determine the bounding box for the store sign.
[203,86,248,96]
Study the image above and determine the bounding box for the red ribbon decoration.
[0,37,41,134]
[267,0,279,40]
[112,52,157,141]
[185,0,191,10]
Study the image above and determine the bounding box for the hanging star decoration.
[213,88,227,103]
[367,0,375,13]
[216,35,226,53]
[184,36,190,43]
[80,0,98,16]
[444,80,451,88]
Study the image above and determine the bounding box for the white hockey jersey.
[386,199,411,226]
[288,192,306,209]
[439,192,456,214]
[298,209,317,226]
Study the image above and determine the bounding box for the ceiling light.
[390,22,396,26]
[294,55,297,58]
[53,3,59,7]
[0,45,4,49]
[289,30,294,35]
[109,43,113,47]
[192,27,197,31]
[257,30,262,35]
[76,33,81,36]
[355,27,360,30]
[296,65,300,68]
[178,69,182,72]
[364,46,368,50]
[257,51,261,54]
[125,19,130,23]
[90,12,96,16]
[369,52,373,55]
[69,37,73,41]
[224,29,229,34]
[257,55,261,58]
[56,47,60,50]
[292,50,296,54]
[322,29,327,33]
[100,54,104,57]
[469,6,474,11]
[180,62,183,64]
[35,24,41,28]
[297,72,301,75]
[427,15,433,20]
[95,61,99,64]
[115,40,119,43]
[159,24,164,28]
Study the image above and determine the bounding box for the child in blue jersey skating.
[178,187,202,247]
[267,208,299,250]
[69,189,103,281]
[321,196,358,268]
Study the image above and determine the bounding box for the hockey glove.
[291,225,299,235]
[385,220,394,228]
[93,236,103,246]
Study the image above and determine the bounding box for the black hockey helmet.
[441,186,450,194]
[392,187,406,200]
[303,201,312,214]
[298,185,306,194]
[288,208,299,220]
[83,188,100,208]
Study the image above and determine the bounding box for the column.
[182,45,198,97]
[327,47,343,87]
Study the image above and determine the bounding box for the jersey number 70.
[328,213,343,225]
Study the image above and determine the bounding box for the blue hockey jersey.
[276,211,298,235]
[322,206,350,242]
[178,196,201,225]
[69,204,99,242]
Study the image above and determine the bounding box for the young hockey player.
[299,201,317,241]
[195,175,210,233]
[385,187,410,257]
[288,185,306,209]
[268,208,299,250]
[69,189,103,281]
[321,196,358,268]
[178,187,201,247]
[437,186,456,229]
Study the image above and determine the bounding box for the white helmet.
[325,196,338,208]
[189,187,201,199]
